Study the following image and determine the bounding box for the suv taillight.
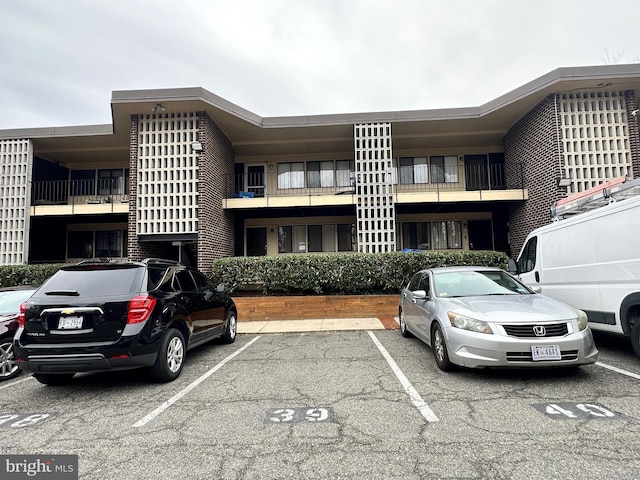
[18,302,27,327]
[127,295,157,324]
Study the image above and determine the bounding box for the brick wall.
[504,95,564,258]
[197,112,235,273]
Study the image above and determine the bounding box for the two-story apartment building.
[1,64,639,272]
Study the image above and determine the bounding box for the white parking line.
[0,375,33,390]
[133,336,261,428]
[367,331,439,423]
[596,361,640,380]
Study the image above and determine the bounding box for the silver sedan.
[398,266,599,370]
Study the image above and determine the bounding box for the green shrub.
[0,264,66,288]
[210,250,509,295]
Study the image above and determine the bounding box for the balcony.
[30,179,129,216]
[223,163,527,209]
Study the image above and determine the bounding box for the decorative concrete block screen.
[0,139,33,265]
[558,91,633,192]
[0,139,31,264]
[136,113,199,235]
[354,123,396,253]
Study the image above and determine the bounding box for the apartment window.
[67,229,126,259]
[278,225,306,253]
[308,225,336,252]
[278,163,304,189]
[432,221,462,249]
[337,223,355,251]
[399,157,428,184]
[307,161,334,188]
[431,156,458,183]
[96,230,124,257]
[98,169,128,195]
[402,222,430,250]
[336,160,355,187]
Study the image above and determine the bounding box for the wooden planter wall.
[232,295,398,321]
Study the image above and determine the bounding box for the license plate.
[531,345,561,361]
[58,316,83,329]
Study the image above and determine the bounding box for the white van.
[509,186,640,358]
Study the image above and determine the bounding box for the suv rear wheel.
[150,329,185,382]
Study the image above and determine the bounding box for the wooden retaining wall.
[232,295,398,321]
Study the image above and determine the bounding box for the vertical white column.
[354,123,396,253]
[0,139,32,264]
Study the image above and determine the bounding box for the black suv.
[14,258,237,385]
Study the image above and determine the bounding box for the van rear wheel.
[631,320,640,359]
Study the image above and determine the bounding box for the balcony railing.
[31,179,129,206]
[223,163,524,198]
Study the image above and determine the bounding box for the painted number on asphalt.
[534,403,619,419]
[0,413,51,429]
[266,407,334,423]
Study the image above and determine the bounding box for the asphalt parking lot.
[1,327,640,480]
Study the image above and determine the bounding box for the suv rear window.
[41,267,140,296]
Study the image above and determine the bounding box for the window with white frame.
[278,225,306,253]
[308,225,336,252]
[399,157,428,184]
[430,156,458,183]
[307,161,334,188]
[98,169,128,195]
[336,160,355,187]
[67,229,127,259]
[277,163,305,189]
[337,223,355,251]
[431,221,462,249]
[401,222,430,250]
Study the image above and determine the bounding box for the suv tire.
[150,329,185,382]
[221,310,237,344]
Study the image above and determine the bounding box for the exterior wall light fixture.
[151,103,167,114]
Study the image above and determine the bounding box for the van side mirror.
[507,259,518,274]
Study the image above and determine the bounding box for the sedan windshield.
[434,270,531,297]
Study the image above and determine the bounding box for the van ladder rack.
[551,176,640,221]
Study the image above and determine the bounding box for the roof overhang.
[2,64,640,163]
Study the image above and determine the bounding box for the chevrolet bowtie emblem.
[62,309,75,315]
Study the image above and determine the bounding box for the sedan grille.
[506,350,579,362]
[503,323,568,338]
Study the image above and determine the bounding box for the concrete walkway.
[238,317,399,334]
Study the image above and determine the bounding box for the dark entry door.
[246,227,267,256]
[467,220,494,250]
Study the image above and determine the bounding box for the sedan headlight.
[447,312,493,334]
[576,310,588,331]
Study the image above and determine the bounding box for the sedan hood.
[445,294,578,323]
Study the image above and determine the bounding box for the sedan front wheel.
[399,309,413,338]
[431,323,453,371]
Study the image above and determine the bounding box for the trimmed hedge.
[210,250,509,295]
[0,250,510,296]
[0,264,66,288]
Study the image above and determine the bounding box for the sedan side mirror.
[412,290,428,300]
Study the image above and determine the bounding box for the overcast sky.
[1,0,639,129]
